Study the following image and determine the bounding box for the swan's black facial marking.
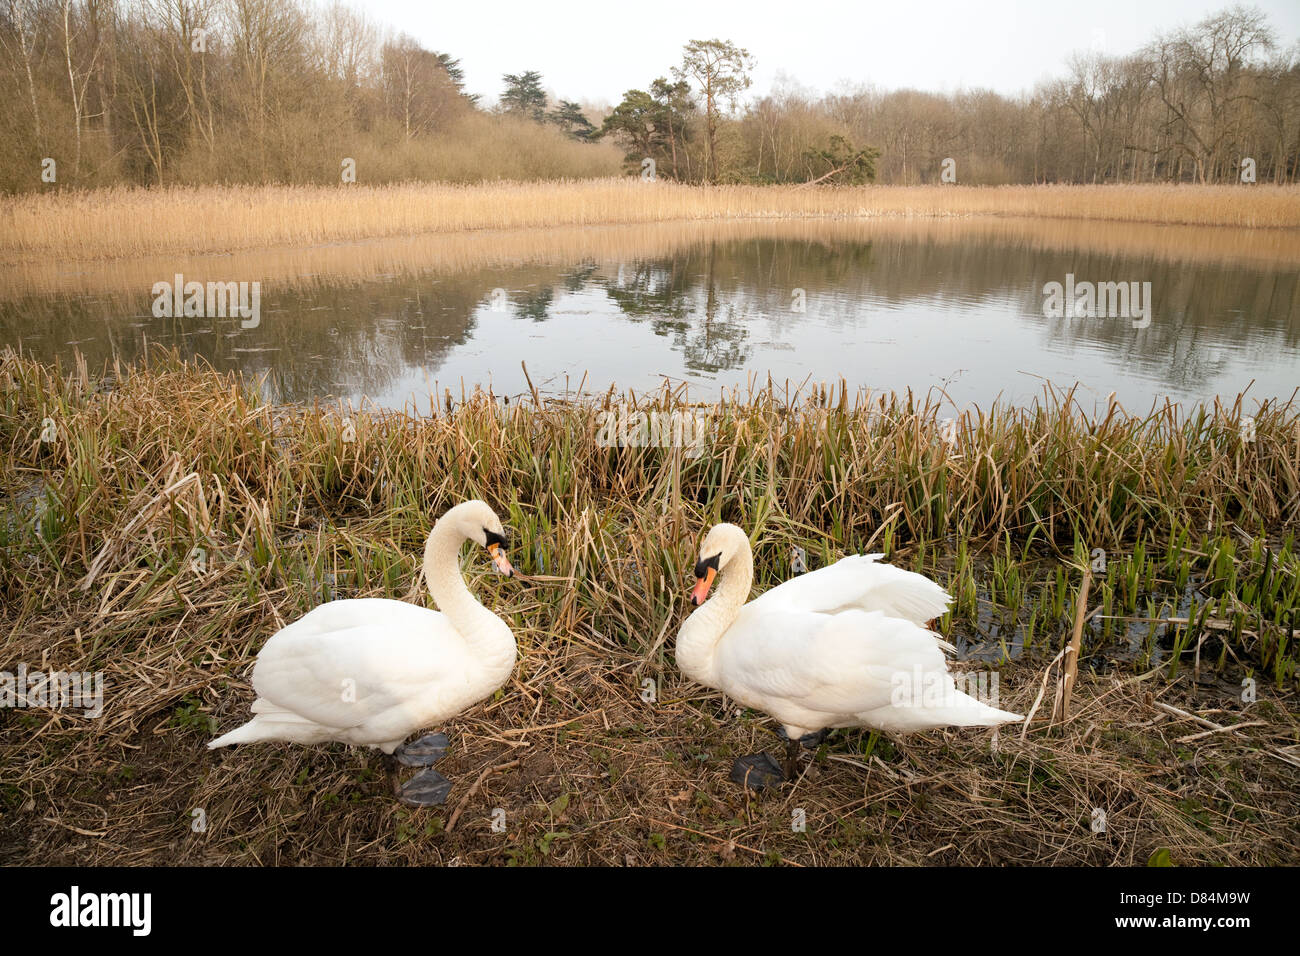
[483,527,513,577]
[694,553,721,579]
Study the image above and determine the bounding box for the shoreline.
[5,180,1299,266]
[5,214,1300,304]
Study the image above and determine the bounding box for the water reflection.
[1,222,1295,411]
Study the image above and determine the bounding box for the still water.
[2,219,1296,410]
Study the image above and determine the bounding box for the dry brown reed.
[3,181,1298,266]
[5,216,1300,303]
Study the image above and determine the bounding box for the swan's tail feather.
[870,686,1024,732]
[929,686,1024,727]
[208,699,322,749]
[208,719,263,749]
[934,702,1025,727]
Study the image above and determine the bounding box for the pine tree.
[550,101,596,141]
[500,71,547,122]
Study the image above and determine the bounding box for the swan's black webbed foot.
[730,752,784,790]
[797,728,830,750]
[398,767,453,806]
[776,727,831,751]
[394,732,450,767]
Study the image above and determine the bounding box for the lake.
[2,218,1296,412]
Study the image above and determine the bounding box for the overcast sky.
[356,0,1300,107]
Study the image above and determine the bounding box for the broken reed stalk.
[1058,565,1093,721]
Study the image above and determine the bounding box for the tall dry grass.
[0,351,1294,868]
[3,181,1297,265]
[5,216,1300,303]
[2,350,1297,865]
[4,348,1296,669]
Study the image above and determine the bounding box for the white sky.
[356,0,1300,107]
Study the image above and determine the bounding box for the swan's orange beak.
[488,542,514,577]
[690,567,716,606]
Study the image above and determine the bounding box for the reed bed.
[1,349,1297,865]
[6,216,1300,304]
[4,181,1298,266]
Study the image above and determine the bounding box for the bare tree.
[1146,5,1276,182]
[382,33,460,139]
[3,0,47,147]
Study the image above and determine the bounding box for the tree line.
[0,0,622,191]
[600,7,1296,185]
[2,1,1295,194]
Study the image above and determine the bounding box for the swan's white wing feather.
[250,598,474,734]
[715,607,1018,731]
[749,554,951,625]
[717,607,948,715]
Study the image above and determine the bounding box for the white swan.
[208,500,516,805]
[676,523,1023,787]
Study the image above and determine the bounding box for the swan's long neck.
[675,543,753,686]
[423,521,516,685]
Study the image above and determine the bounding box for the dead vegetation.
[1,349,1297,865]
[4,181,1298,266]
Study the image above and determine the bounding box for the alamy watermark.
[1042,274,1151,328]
[151,273,260,328]
[595,405,711,459]
[49,886,150,936]
[1,663,104,717]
